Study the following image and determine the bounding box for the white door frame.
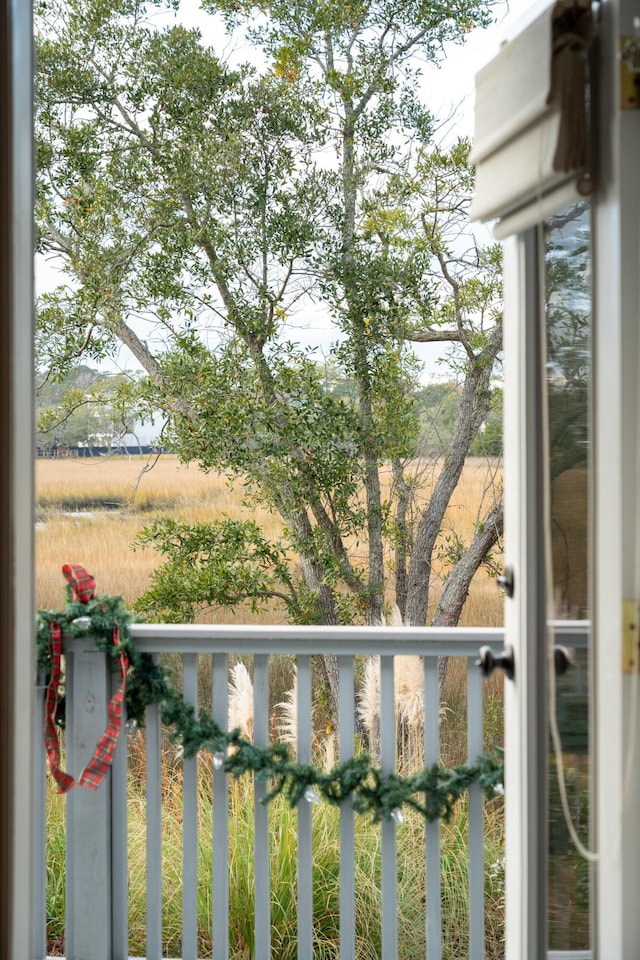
[0,1,35,957]
[592,0,640,955]
[502,228,549,959]
[502,0,640,956]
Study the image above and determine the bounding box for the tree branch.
[308,495,365,595]
[431,499,504,628]
[406,328,463,343]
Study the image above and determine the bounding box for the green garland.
[37,592,504,823]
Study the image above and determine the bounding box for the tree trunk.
[392,458,411,620]
[433,499,504,688]
[404,326,502,627]
[290,511,342,720]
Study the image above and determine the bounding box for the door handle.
[553,645,572,676]
[476,644,572,682]
[497,566,515,598]
[477,645,515,681]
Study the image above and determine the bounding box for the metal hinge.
[621,600,640,672]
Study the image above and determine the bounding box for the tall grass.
[36,454,504,625]
[46,752,505,959]
[45,789,66,956]
[36,455,285,615]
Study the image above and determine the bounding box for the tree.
[36,365,149,452]
[471,385,502,457]
[36,0,503,704]
[36,365,101,452]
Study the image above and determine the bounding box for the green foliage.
[36,364,150,451]
[471,386,502,456]
[133,516,300,622]
[159,337,365,510]
[434,530,466,571]
[36,365,100,450]
[414,381,462,455]
[35,0,503,631]
[208,0,496,104]
[414,381,503,457]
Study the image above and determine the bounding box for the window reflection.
[544,202,591,951]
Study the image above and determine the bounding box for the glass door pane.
[543,202,592,951]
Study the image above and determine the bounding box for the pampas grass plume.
[322,725,336,773]
[357,655,380,736]
[357,606,433,736]
[275,666,298,750]
[228,662,254,739]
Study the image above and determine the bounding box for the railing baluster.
[467,658,485,960]
[380,654,397,959]
[45,617,545,960]
[338,656,355,960]
[212,652,230,960]
[145,676,163,960]
[182,653,199,960]
[253,654,271,960]
[52,620,522,957]
[424,657,442,960]
[111,665,130,960]
[297,654,314,960]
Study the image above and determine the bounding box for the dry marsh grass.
[36,455,284,613]
[41,456,506,957]
[36,454,282,523]
[36,454,503,626]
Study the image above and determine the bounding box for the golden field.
[40,455,507,957]
[36,453,504,626]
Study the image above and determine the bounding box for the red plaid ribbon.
[62,562,97,603]
[44,623,75,793]
[78,627,128,789]
[43,565,128,793]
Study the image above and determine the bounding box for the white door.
[497,1,640,954]
[501,141,640,960]
[502,207,593,960]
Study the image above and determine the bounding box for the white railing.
[32,622,588,960]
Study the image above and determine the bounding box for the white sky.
[36,0,547,381]
[421,0,556,140]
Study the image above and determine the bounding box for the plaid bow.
[43,566,128,794]
[43,623,75,793]
[62,562,97,603]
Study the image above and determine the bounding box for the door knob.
[476,644,571,682]
[553,645,572,676]
[497,566,514,598]
[477,645,515,681]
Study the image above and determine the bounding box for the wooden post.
[65,634,112,960]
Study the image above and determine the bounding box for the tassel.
[547,1,595,191]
